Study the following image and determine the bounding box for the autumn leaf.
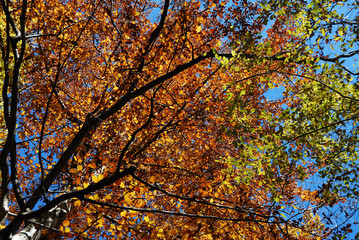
[63,220,70,227]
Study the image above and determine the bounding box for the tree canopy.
[224,0,359,238]
[0,0,358,239]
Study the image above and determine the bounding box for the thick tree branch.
[144,0,170,55]
[9,200,70,240]
[10,166,136,227]
[0,0,28,225]
[0,0,20,37]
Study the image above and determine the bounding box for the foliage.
[225,0,359,238]
[0,0,357,239]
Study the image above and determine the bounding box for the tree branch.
[81,197,283,224]
[132,173,273,219]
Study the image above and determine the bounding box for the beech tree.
[0,0,356,239]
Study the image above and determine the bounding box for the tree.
[225,0,359,238]
[0,0,348,239]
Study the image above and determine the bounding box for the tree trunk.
[9,201,70,240]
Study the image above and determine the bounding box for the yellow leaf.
[157,229,164,237]
[74,199,81,207]
[69,168,77,174]
[208,2,216,8]
[149,176,156,182]
[97,174,104,181]
[195,25,202,33]
[120,181,125,188]
[93,194,99,200]
[92,175,99,183]
[97,220,104,228]
[144,216,150,222]
[77,165,83,171]
[125,195,132,205]
[63,219,70,226]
